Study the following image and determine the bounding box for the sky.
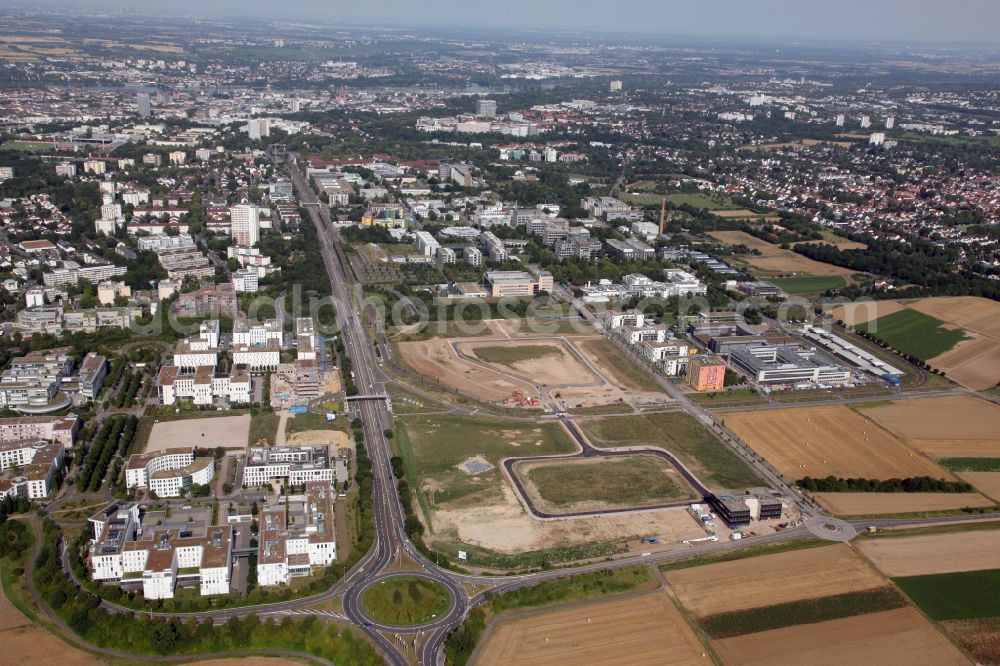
[9,0,1000,44]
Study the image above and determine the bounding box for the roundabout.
[345,571,467,634]
[805,515,857,542]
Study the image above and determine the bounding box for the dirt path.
[275,410,289,446]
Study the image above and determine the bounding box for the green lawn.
[894,569,1000,620]
[580,412,763,490]
[361,576,451,626]
[699,587,905,638]
[520,455,695,511]
[667,192,740,211]
[472,344,562,366]
[769,275,846,294]
[285,410,343,436]
[938,458,1000,472]
[857,309,968,361]
[1,140,53,153]
[575,338,661,392]
[395,414,576,514]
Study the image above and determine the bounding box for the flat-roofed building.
[0,414,78,448]
[483,270,554,297]
[257,481,336,586]
[125,448,214,497]
[0,439,64,500]
[242,445,347,488]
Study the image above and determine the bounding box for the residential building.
[0,440,64,500]
[125,448,214,497]
[686,357,727,392]
[257,481,336,586]
[230,204,260,247]
[158,364,250,407]
[242,446,347,488]
[232,269,259,293]
[0,415,78,449]
[475,99,498,118]
[464,246,483,267]
[414,231,440,257]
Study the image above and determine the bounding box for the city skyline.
[5,0,1000,44]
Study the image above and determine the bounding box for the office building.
[0,440,64,500]
[230,204,260,247]
[475,99,498,118]
[257,481,336,586]
[125,448,214,498]
[242,445,347,488]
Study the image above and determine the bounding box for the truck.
[882,374,902,387]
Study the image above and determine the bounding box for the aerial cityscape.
[1,2,1000,665]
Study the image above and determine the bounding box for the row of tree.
[797,475,974,493]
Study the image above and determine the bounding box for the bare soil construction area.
[857,529,1000,576]
[722,405,951,480]
[397,332,665,408]
[462,340,598,386]
[430,482,706,554]
[814,492,993,515]
[708,231,854,277]
[666,544,884,617]
[145,414,251,452]
[286,429,352,455]
[476,591,707,666]
[859,395,1000,457]
[712,607,970,666]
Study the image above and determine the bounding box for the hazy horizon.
[3,0,1000,45]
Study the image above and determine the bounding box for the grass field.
[490,567,652,614]
[894,569,1000,620]
[699,587,905,639]
[472,344,562,366]
[248,411,280,446]
[285,410,343,436]
[519,455,695,511]
[571,338,661,392]
[396,414,575,511]
[667,192,740,210]
[939,458,1000,472]
[770,275,846,294]
[580,412,763,489]
[858,309,968,361]
[361,576,451,626]
[0,140,53,153]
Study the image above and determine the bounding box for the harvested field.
[859,395,1000,456]
[857,529,1000,576]
[832,300,906,326]
[836,297,1000,389]
[145,415,250,452]
[722,405,951,480]
[463,340,597,386]
[814,492,993,515]
[958,472,1000,501]
[707,231,853,277]
[666,544,884,617]
[0,575,101,665]
[516,455,696,514]
[476,592,708,666]
[711,607,970,666]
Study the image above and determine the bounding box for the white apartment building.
[0,415,79,449]
[233,317,283,348]
[158,365,250,407]
[125,448,215,497]
[257,482,336,586]
[437,246,456,264]
[233,342,280,372]
[230,204,260,247]
[414,231,440,257]
[232,269,259,293]
[0,440,64,500]
[605,311,648,329]
[296,318,317,362]
[464,246,483,266]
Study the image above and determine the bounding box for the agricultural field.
[835,297,1000,390]
[720,405,952,481]
[579,412,763,490]
[812,492,993,515]
[707,230,854,277]
[858,395,1000,456]
[476,591,708,666]
[857,529,1000,576]
[665,544,885,617]
[396,415,706,558]
[857,309,967,361]
[515,455,697,514]
[894,569,1000,620]
[711,608,970,666]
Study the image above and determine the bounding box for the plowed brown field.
[857,529,1000,576]
[712,607,970,666]
[814,492,993,515]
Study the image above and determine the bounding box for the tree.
[150,620,180,654]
